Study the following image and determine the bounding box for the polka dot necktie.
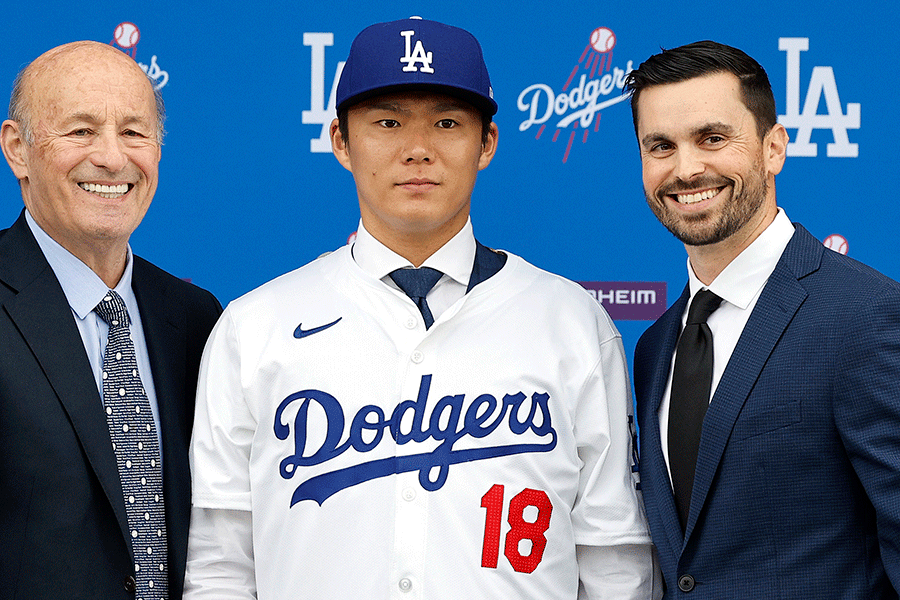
[95,290,168,599]
[389,267,444,329]
[668,289,723,533]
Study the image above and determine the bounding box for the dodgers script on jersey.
[188,245,650,599]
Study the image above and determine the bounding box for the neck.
[686,203,778,286]
[66,238,129,288]
[365,219,467,268]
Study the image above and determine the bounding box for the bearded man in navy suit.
[0,41,221,598]
[625,40,900,598]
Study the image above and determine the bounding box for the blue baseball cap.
[336,17,497,116]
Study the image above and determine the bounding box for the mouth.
[667,186,725,205]
[78,182,133,199]
[397,178,438,189]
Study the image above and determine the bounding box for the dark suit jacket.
[634,224,900,599]
[0,211,222,599]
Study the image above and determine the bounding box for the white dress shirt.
[658,209,795,481]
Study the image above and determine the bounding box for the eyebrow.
[640,121,736,147]
[362,101,410,115]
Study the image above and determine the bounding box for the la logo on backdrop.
[110,22,169,90]
[777,37,860,255]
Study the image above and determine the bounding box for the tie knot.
[389,267,443,300]
[686,289,722,325]
[94,290,131,328]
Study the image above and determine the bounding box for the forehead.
[27,47,156,123]
[636,72,752,136]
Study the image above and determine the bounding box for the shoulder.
[132,255,222,319]
[786,224,900,296]
[500,253,620,340]
[224,246,348,316]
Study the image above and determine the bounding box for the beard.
[644,157,768,247]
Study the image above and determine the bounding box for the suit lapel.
[683,226,819,540]
[131,259,194,587]
[638,286,691,557]
[132,261,185,462]
[0,213,130,542]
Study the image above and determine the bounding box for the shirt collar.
[688,208,795,309]
[25,209,136,319]
[351,218,476,286]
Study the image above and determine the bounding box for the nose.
[403,124,433,164]
[672,147,705,182]
[89,131,129,173]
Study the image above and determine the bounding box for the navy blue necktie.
[95,290,168,598]
[669,289,723,533]
[390,267,444,329]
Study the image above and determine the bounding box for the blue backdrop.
[2,1,894,361]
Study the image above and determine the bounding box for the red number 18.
[480,484,553,574]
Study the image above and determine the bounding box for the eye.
[436,119,458,129]
[68,128,92,137]
[648,141,674,156]
[377,119,400,128]
[122,129,147,138]
[702,134,726,146]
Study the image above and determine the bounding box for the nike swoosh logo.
[294,317,342,339]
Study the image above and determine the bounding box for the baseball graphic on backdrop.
[590,27,616,53]
[823,234,849,255]
[114,22,140,49]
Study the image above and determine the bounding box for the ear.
[330,118,353,173]
[1,119,30,180]
[477,121,498,171]
[764,123,789,177]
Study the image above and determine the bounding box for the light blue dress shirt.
[25,210,163,460]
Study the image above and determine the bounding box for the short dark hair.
[337,100,494,149]
[623,40,777,139]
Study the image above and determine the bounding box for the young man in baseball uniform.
[184,17,659,599]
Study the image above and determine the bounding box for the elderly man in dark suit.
[626,41,900,598]
[0,41,221,599]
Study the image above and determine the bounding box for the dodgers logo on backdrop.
[109,22,169,89]
[302,32,344,153]
[274,374,557,506]
[517,27,634,163]
[778,38,860,158]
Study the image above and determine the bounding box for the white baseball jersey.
[186,242,652,599]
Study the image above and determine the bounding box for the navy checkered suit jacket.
[634,224,900,599]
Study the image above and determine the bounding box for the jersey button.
[402,487,416,501]
[411,351,424,364]
[405,316,417,329]
[398,577,413,592]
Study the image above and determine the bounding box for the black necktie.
[669,289,723,532]
[94,291,168,598]
[390,267,444,329]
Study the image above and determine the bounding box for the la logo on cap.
[400,29,434,73]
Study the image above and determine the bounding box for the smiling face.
[331,91,497,264]
[635,71,787,251]
[1,42,160,269]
